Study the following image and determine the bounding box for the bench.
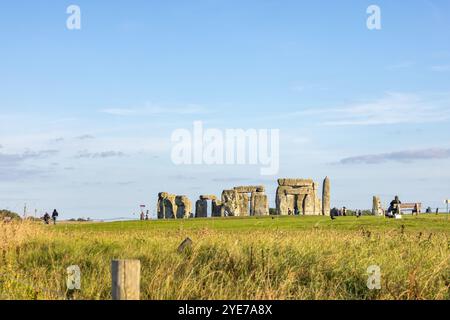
[398,203,422,215]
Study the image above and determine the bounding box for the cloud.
[431,65,450,72]
[0,168,46,180]
[0,149,59,180]
[75,150,126,159]
[338,148,450,165]
[101,103,209,116]
[169,174,197,181]
[117,181,135,186]
[211,177,254,183]
[287,92,450,126]
[0,150,59,166]
[386,61,415,70]
[76,134,95,140]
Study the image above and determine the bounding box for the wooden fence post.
[111,259,141,300]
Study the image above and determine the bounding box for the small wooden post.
[111,259,141,300]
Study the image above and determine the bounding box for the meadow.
[1,215,449,300]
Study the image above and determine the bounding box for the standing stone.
[175,196,192,219]
[211,199,222,217]
[157,192,167,219]
[251,192,269,216]
[304,193,314,215]
[195,199,208,218]
[221,190,239,216]
[164,194,177,219]
[322,177,330,216]
[372,196,383,216]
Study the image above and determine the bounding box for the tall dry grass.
[0,220,449,300]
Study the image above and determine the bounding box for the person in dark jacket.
[43,212,50,225]
[52,209,59,225]
[388,196,401,215]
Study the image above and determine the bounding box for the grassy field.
[1,215,449,300]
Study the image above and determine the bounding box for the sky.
[1,0,450,219]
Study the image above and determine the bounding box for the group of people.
[43,209,59,225]
[330,207,362,219]
[140,210,149,221]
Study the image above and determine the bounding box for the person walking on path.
[52,209,59,225]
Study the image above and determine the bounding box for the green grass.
[1,215,449,300]
[57,214,450,233]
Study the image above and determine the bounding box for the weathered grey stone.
[200,195,217,201]
[237,193,250,216]
[281,186,314,195]
[276,178,326,216]
[221,190,238,216]
[177,237,193,253]
[221,189,249,216]
[372,196,383,216]
[157,192,177,219]
[175,195,192,219]
[251,192,269,216]
[211,199,222,217]
[157,192,167,219]
[277,179,314,187]
[195,199,208,218]
[322,176,330,216]
[234,186,265,193]
[163,194,177,219]
[158,192,193,219]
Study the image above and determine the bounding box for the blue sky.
[1,0,449,219]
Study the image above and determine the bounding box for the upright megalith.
[194,194,221,218]
[372,196,384,216]
[157,193,192,219]
[251,191,269,216]
[195,199,208,218]
[220,186,269,217]
[322,176,330,216]
[221,190,238,217]
[221,189,241,216]
[175,196,192,219]
[157,192,177,219]
[211,199,223,217]
[276,178,324,215]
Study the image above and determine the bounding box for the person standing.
[43,212,50,225]
[413,203,419,216]
[52,209,59,225]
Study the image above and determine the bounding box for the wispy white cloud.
[431,65,450,72]
[0,150,59,166]
[76,134,95,140]
[0,150,59,180]
[284,92,450,126]
[75,150,126,159]
[338,148,450,165]
[386,61,415,70]
[101,103,210,116]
